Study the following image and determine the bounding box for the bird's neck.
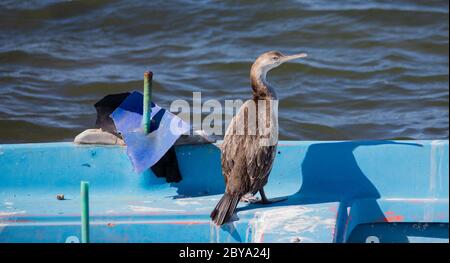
[251,67,277,100]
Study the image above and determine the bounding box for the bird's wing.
[245,140,276,192]
[221,100,255,193]
[221,100,277,194]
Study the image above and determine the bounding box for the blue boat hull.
[0,140,448,243]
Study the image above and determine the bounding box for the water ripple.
[0,0,448,142]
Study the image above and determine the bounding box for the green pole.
[143,71,153,134]
[80,181,90,243]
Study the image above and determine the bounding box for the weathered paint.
[0,140,448,243]
[246,204,338,243]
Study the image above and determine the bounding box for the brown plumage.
[210,51,307,225]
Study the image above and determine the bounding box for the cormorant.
[210,51,307,225]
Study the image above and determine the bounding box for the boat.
[0,140,448,243]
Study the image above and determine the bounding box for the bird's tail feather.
[210,193,240,225]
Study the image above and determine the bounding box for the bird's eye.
[273,56,279,60]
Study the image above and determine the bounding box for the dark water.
[0,0,448,143]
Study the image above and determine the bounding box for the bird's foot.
[258,196,288,205]
[240,194,261,203]
[257,188,288,205]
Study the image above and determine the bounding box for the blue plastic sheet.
[110,91,190,173]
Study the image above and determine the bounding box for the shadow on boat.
[167,139,435,242]
[234,140,423,242]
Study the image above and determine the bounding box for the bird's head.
[252,51,307,76]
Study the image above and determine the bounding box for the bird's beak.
[281,53,307,63]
